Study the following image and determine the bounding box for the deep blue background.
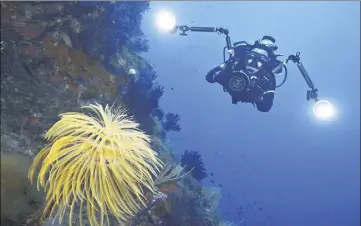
[141,2,360,225]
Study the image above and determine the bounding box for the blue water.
[141,2,360,226]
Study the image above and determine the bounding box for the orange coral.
[42,33,70,72]
[67,50,124,99]
[42,41,124,100]
[159,183,178,193]
[68,50,88,77]
[56,43,69,72]
[43,39,57,58]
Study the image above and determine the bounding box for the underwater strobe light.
[312,99,336,121]
[154,14,338,119]
[155,10,176,31]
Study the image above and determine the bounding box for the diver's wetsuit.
[254,62,278,112]
[206,41,282,112]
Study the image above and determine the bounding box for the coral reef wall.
[1,1,226,226]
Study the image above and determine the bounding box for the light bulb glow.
[313,100,335,120]
[156,11,176,31]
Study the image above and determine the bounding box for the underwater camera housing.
[169,23,325,113]
[207,52,279,106]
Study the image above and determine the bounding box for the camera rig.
[170,25,319,102]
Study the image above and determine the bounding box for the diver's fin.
[232,97,238,104]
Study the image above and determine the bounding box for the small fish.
[218,184,223,188]
[259,207,263,211]
[210,173,214,176]
[210,180,215,184]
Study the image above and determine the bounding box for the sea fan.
[180,150,207,181]
[162,113,181,132]
[28,103,163,226]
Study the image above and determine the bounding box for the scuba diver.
[206,36,283,112]
[169,24,321,113]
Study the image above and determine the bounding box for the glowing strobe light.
[313,100,334,120]
[156,11,176,31]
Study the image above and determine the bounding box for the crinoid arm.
[154,163,193,186]
[28,103,164,226]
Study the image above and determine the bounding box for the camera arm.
[171,25,233,52]
[273,52,319,102]
[171,26,319,102]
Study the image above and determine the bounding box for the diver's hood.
[261,36,276,44]
[258,36,278,51]
[250,48,269,58]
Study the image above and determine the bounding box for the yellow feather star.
[28,103,163,226]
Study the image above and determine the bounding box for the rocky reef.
[0,1,231,226]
